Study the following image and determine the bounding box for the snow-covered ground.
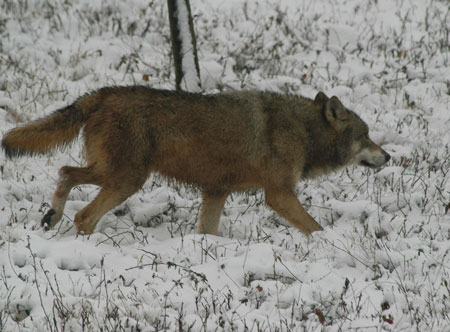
[1,0,449,330]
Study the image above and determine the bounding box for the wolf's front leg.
[198,192,228,235]
[265,188,323,235]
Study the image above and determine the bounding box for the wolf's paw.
[74,216,95,235]
[41,209,60,231]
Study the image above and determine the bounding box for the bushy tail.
[2,91,101,158]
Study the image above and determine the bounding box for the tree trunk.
[167,0,201,92]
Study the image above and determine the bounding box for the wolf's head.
[314,92,391,169]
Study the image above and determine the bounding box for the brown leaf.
[143,74,149,82]
[382,314,394,324]
[315,308,325,325]
[400,156,409,168]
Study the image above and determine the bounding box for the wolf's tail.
[2,91,103,158]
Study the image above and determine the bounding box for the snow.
[1,0,450,331]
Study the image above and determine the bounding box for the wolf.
[1,86,390,235]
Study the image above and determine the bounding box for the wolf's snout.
[372,149,391,167]
[374,149,391,167]
[357,145,391,168]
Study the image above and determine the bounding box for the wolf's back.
[1,91,101,158]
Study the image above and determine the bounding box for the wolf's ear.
[325,96,349,130]
[314,91,329,106]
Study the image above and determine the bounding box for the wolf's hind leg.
[198,192,228,235]
[265,188,323,236]
[42,166,102,231]
[74,180,145,235]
